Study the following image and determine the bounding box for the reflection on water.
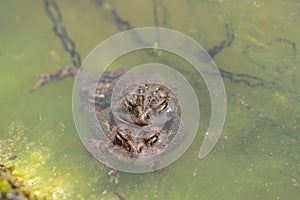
[0,0,299,199]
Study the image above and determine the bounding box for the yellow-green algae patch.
[0,121,73,199]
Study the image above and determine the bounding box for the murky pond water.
[1,0,299,199]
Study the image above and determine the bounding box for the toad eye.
[157,100,168,113]
[148,136,158,146]
[124,100,134,111]
[114,134,124,146]
[146,133,159,147]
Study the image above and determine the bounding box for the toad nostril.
[137,144,144,153]
[138,146,143,153]
[145,113,150,120]
[141,113,150,122]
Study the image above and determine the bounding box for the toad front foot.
[27,66,78,93]
[106,165,120,184]
[85,139,120,184]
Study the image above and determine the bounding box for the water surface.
[0,0,299,199]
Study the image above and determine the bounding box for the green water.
[1,0,299,199]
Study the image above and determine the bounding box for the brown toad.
[29,66,187,183]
